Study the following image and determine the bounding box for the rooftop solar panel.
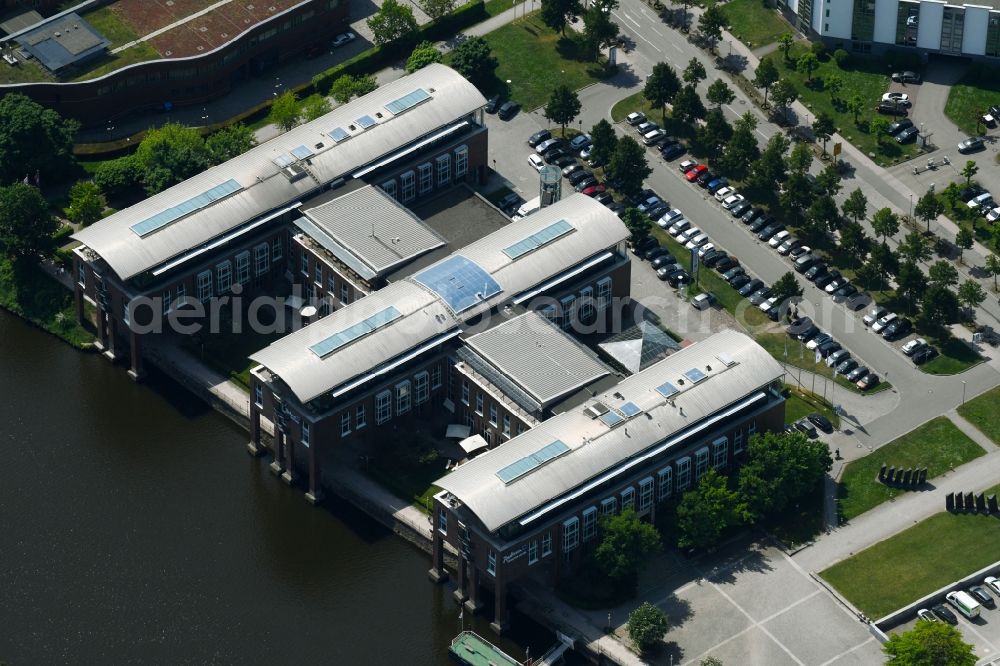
[130,178,242,237]
[619,401,641,417]
[684,367,707,383]
[291,145,314,160]
[413,255,502,314]
[329,127,350,142]
[599,411,624,427]
[308,306,402,358]
[496,440,570,484]
[356,115,376,129]
[385,88,431,115]
[655,381,679,398]
[273,154,294,168]
[502,219,574,260]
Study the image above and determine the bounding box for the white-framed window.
[713,437,728,470]
[341,411,351,437]
[559,294,576,329]
[272,236,283,262]
[414,371,429,405]
[418,162,433,194]
[487,549,496,575]
[77,264,86,288]
[601,497,617,516]
[340,284,350,304]
[438,509,448,534]
[254,384,263,408]
[254,243,269,276]
[356,405,366,430]
[484,429,493,446]
[400,170,415,202]
[621,487,635,511]
[396,380,411,414]
[381,179,397,200]
[658,467,673,500]
[431,365,442,388]
[528,540,538,564]
[162,290,172,315]
[695,447,709,480]
[461,381,470,405]
[677,457,692,490]
[455,144,468,178]
[562,517,579,552]
[376,390,392,424]
[734,429,744,455]
[314,263,323,286]
[582,507,598,541]
[579,286,595,323]
[300,252,309,276]
[597,277,612,311]
[489,403,498,426]
[196,270,213,302]
[176,283,186,301]
[236,252,250,285]
[216,260,232,294]
[475,393,483,415]
[436,153,451,186]
[301,421,310,447]
[502,414,511,438]
[542,533,552,556]
[326,273,336,294]
[639,476,654,511]
[749,420,757,436]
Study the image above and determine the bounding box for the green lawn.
[761,43,915,165]
[72,42,161,82]
[944,64,1000,135]
[920,335,982,375]
[0,59,50,85]
[81,6,142,48]
[757,333,892,395]
[475,13,610,110]
[783,384,840,429]
[366,435,449,513]
[958,385,1000,446]
[837,416,985,521]
[720,0,792,48]
[483,0,527,16]
[821,509,1000,618]
[0,258,94,349]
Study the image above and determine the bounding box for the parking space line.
[709,581,807,666]
[673,43,684,53]
[649,25,663,37]
[815,636,877,666]
[756,589,823,625]
[637,33,663,53]
[959,618,999,656]
[614,11,640,27]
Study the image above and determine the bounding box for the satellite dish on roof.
[300,305,317,318]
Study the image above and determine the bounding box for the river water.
[0,311,553,665]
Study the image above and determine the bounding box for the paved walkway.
[948,408,999,452]
[112,0,237,53]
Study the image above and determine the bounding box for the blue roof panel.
[412,255,502,314]
[502,219,574,260]
[130,178,242,237]
[655,381,679,398]
[385,88,431,115]
[308,306,402,358]
[328,127,350,142]
[496,440,570,484]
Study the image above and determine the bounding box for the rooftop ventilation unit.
[584,401,610,419]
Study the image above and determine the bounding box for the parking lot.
[888,586,1000,666]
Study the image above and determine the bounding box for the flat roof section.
[0,10,43,36]
[408,188,511,250]
[17,13,109,72]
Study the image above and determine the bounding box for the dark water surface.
[0,311,551,665]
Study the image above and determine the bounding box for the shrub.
[833,48,849,67]
[810,40,826,59]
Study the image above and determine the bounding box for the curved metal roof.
[72,64,485,281]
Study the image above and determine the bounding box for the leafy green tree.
[540,0,583,35]
[609,137,652,198]
[796,51,819,83]
[955,227,974,264]
[812,112,836,154]
[134,122,211,195]
[896,260,926,311]
[805,194,840,235]
[770,271,803,303]
[838,222,870,267]
[958,279,987,318]
[961,159,979,186]
[824,73,844,102]
[206,123,256,163]
[672,84,706,124]
[898,230,932,264]
[778,33,794,61]
[815,163,842,197]
[929,259,959,287]
[786,141,812,175]
[746,132,788,192]
[0,183,56,260]
[780,171,815,219]
[593,508,662,581]
[0,93,80,185]
[752,58,779,106]
[405,41,442,72]
[919,284,961,331]
[683,57,706,85]
[883,619,976,666]
[842,187,868,223]
[301,94,332,122]
[93,155,141,198]
[65,181,106,228]
[863,241,899,292]
[644,62,681,123]
[697,3,727,46]
[869,114,890,145]
[701,659,724,666]
[367,0,419,46]
[737,431,832,523]
[627,602,669,654]
[714,112,759,180]
[419,0,455,20]
[985,253,1000,290]
[696,107,732,157]
[622,207,651,246]
[450,36,498,84]
[871,207,900,242]
[847,94,865,125]
[268,90,301,133]
[706,79,735,108]
[589,119,618,167]
[771,78,798,123]
[582,2,619,57]
[914,190,944,233]
[329,73,379,104]
[678,469,740,549]
[544,85,582,134]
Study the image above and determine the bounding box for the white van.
[946,590,982,619]
[515,196,541,218]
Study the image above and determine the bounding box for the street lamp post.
[106,122,114,141]
[201,107,209,128]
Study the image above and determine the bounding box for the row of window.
[537,277,612,330]
[354,366,442,433]
[483,533,554,576]
[181,239,281,308]
[300,249,356,305]
[460,380,527,443]
[380,146,469,203]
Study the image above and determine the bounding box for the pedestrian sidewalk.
[948,408,998,451]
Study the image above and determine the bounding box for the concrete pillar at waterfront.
[463,566,483,615]
[127,331,145,381]
[281,436,297,485]
[490,573,509,635]
[269,431,286,476]
[74,284,85,327]
[428,528,448,584]
[247,409,264,456]
[305,441,322,504]
[453,557,469,605]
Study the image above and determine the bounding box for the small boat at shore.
[448,631,522,666]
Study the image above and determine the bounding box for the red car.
[581,184,607,197]
[685,164,708,182]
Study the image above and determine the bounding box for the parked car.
[817,340,842,358]
[594,191,614,206]
[697,242,716,258]
[643,129,667,146]
[768,230,791,248]
[986,206,1000,223]
[562,163,583,178]
[552,154,576,168]
[748,216,770,233]
[706,177,729,194]
[857,373,880,391]
[498,101,520,120]
[738,279,764,297]
[877,101,908,116]
[626,111,646,125]
[826,349,850,368]
[527,154,545,171]
[912,346,938,365]
[568,169,594,186]
[916,608,937,623]
[679,159,698,173]
[686,164,708,182]
[656,265,680,280]
[581,183,607,197]
[645,245,670,261]
[714,186,736,201]
[730,201,753,218]
[678,226,701,243]
[758,224,785,242]
[836,358,858,375]
[795,419,818,438]
[814,272,839,290]
[887,118,914,135]
[847,366,869,382]
[896,127,919,143]
[569,133,592,151]
[636,120,659,134]
[331,31,356,47]
[721,194,746,210]
[806,333,832,351]
[651,254,679,269]
[574,176,598,192]
[789,245,811,259]
[485,95,503,114]
[901,338,927,355]
[871,312,897,333]
[891,70,921,83]
[528,129,552,147]
[864,306,888,326]
[714,256,737,272]
[882,92,911,106]
[969,585,995,608]
[804,263,828,281]
[958,136,986,154]
[697,170,717,187]
[685,233,710,249]
[665,268,692,287]
[660,208,684,226]
[882,318,913,340]
[777,237,800,255]
[845,292,871,311]
[823,275,848,293]
[668,219,692,237]
[931,603,958,623]
[967,192,993,210]
[661,143,686,160]
[742,208,764,225]
[749,287,772,306]
[730,274,751,290]
[985,576,1000,596]
[833,284,858,301]
[758,295,779,312]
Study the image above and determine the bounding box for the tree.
[0,183,56,260]
[697,3,727,46]
[696,107,733,157]
[771,78,798,123]
[582,3,619,57]
[405,41,442,72]
[752,58,779,106]
[786,141,812,175]
[955,227,974,264]
[746,132,788,192]
[627,602,668,654]
[896,260,926,311]
[842,187,868,223]
[919,284,961,331]
[812,112,836,154]
[882,619,976,666]
[871,207,900,242]
[701,659,724,666]
[898,230,932,264]
[589,119,618,167]
[206,123,256,163]
[815,163,842,197]
[134,122,211,195]
[986,253,1000,291]
[847,94,865,125]
[644,62,682,123]
[958,279,987,318]
[780,171,815,219]
[268,90,301,133]
[805,194,840,236]
[961,159,979,186]
[838,222,871,267]
[914,190,944,233]
[419,0,455,20]
[770,271,803,303]
[677,469,740,549]
[65,181,106,228]
[622,207,651,246]
[683,57,707,85]
[0,93,80,186]
[593,508,662,581]
[367,0,418,46]
[714,113,759,180]
[706,79,735,108]
[737,431,832,523]
[609,138,652,198]
[869,114,890,145]
[824,73,844,102]
[450,36,498,84]
[929,259,959,287]
[544,85,582,134]
[300,93,332,122]
[540,0,583,35]
[778,33,794,61]
[797,52,819,83]
[861,241,898,292]
[672,84,706,124]
[329,74,379,104]
[93,155,141,198]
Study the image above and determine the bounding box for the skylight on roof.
[291,145,314,160]
[130,178,243,238]
[503,219,574,260]
[496,440,570,484]
[655,381,679,398]
[273,154,294,168]
[684,367,707,384]
[356,115,376,129]
[308,306,402,358]
[385,88,431,115]
[716,352,736,367]
[413,255,502,314]
[620,401,641,417]
[329,127,350,142]
[599,411,623,427]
